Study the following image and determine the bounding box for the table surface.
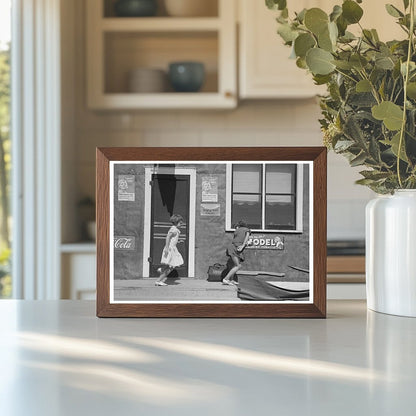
[0,300,415,416]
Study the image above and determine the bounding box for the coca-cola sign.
[114,236,136,250]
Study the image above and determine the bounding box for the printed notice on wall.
[118,175,135,201]
[201,204,221,216]
[201,176,218,202]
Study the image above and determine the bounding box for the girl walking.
[155,214,184,286]
[223,220,251,285]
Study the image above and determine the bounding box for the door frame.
[143,167,196,278]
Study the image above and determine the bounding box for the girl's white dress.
[161,225,184,268]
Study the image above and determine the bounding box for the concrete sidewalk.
[114,278,240,301]
[114,277,310,302]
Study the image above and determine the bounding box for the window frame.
[226,163,304,233]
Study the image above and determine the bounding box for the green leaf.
[277,23,298,43]
[407,82,416,99]
[384,132,409,162]
[294,33,316,58]
[350,54,368,70]
[318,27,334,52]
[342,0,364,24]
[360,170,391,181]
[328,21,338,45]
[296,8,307,23]
[296,57,308,69]
[403,0,410,10]
[306,48,335,75]
[363,29,376,46]
[371,29,380,42]
[385,4,404,18]
[266,0,287,11]
[304,8,329,35]
[334,139,355,151]
[375,55,395,70]
[356,79,372,92]
[330,5,342,22]
[339,31,356,43]
[372,101,404,131]
[313,74,332,85]
[350,152,368,167]
[333,60,353,70]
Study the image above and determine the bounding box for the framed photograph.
[96,147,327,318]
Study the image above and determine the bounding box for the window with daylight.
[0,0,11,298]
[228,163,302,232]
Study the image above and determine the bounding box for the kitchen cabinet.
[238,0,404,99]
[86,0,237,109]
[238,0,325,99]
[61,245,96,300]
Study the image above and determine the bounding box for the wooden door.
[149,174,190,277]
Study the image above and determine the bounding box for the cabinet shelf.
[101,17,221,32]
[90,92,235,110]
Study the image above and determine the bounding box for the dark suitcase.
[207,263,228,282]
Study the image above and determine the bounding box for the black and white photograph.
[109,161,313,303]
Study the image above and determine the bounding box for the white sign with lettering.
[246,235,284,250]
[114,236,136,250]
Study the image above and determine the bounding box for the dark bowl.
[168,62,205,93]
[114,0,158,17]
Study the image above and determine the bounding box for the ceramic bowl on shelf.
[168,62,205,92]
[164,0,218,17]
[128,68,167,93]
[114,0,158,17]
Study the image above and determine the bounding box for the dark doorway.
[149,174,190,277]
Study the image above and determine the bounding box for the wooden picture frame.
[96,147,327,318]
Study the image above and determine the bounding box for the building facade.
[113,162,310,282]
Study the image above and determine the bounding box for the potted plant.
[266,0,416,316]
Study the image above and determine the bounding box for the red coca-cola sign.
[114,236,135,250]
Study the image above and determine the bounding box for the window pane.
[233,164,262,194]
[232,194,261,229]
[0,0,11,298]
[265,195,296,230]
[266,164,296,194]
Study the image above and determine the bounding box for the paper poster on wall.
[201,203,221,216]
[118,175,135,201]
[201,176,218,202]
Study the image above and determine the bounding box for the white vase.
[366,190,416,317]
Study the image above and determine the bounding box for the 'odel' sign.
[246,235,284,250]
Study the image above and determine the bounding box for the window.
[228,163,303,232]
[0,0,11,298]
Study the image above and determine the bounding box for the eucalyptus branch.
[397,0,415,188]
[334,68,358,84]
[359,69,381,104]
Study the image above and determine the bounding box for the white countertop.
[0,300,415,415]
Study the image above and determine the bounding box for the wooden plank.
[102,17,221,32]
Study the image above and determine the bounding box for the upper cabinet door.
[238,0,404,100]
[239,0,325,99]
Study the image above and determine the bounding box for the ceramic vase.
[366,190,416,317]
